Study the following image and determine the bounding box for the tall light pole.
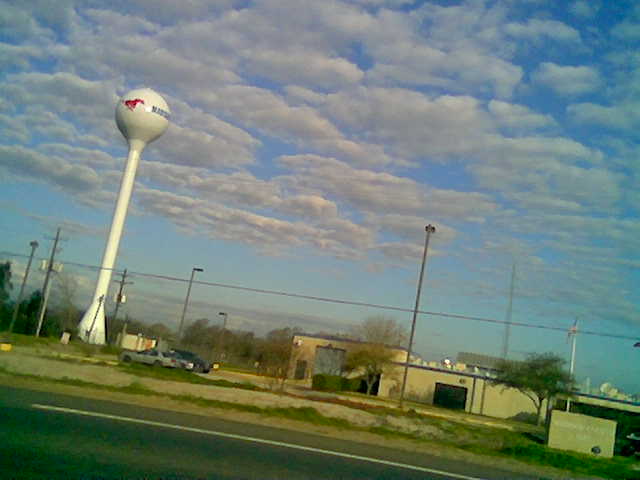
[399,224,436,408]
[501,262,516,359]
[217,312,228,361]
[566,318,578,412]
[178,267,203,340]
[9,240,39,335]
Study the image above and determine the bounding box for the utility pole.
[399,224,436,409]
[178,267,203,340]
[111,269,133,345]
[501,262,516,359]
[35,228,61,337]
[9,240,39,334]
[566,318,578,412]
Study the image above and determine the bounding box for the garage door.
[433,382,467,410]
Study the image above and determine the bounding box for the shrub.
[312,374,343,391]
[341,377,363,392]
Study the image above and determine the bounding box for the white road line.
[32,403,487,480]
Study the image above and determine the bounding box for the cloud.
[0,144,101,195]
[134,187,375,260]
[245,49,364,88]
[568,102,640,131]
[277,154,497,222]
[488,100,557,130]
[532,62,601,95]
[569,1,600,18]
[363,2,523,97]
[611,21,640,42]
[323,87,493,160]
[505,19,581,43]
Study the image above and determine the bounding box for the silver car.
[119,348,178,368]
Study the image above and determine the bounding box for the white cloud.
[134,187,374,259]
[0,144,101,194]
[488,100,557,130]
[532,62,601,95]
[363,3,523,97]
[569,1,600,18]
[277,154,497,222]
[568,102,640,131]
[245,49,364,88]
[505,19,581,43]
[324,87,492,160]
[611,21,640,42]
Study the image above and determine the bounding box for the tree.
[343,316,407,395]
[11,290,42,335]
[350,315,407,346]
[180,318,212,348]
[0,261,13,327]
[491,353,573,426]
[344,344,395,395]
[256,327,299,389]
[50,272,80,334]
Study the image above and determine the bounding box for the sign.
[548,410,616,458]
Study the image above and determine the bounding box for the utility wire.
[1,250,638,342]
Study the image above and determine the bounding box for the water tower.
[77,88,170,344]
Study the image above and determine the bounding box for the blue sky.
[1,0,639,394]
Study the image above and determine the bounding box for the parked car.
[171,349,212,373]
[119,348,178,368]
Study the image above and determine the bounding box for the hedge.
[312,374,363,392]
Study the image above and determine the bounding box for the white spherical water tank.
[116,88,170,145]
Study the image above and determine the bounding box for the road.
[0,385,540,479]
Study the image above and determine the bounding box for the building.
[378,361,548,421]
[287,333,407,383]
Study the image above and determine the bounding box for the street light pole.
[8,240,39,334]
[566,318,578,412]
[178,267,203,340]
[399,224,436,409]
[218,311,228,361]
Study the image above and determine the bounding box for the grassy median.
[0,364,635,480]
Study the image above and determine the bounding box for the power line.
[1,250,638,342]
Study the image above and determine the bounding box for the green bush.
[312,374,343,391]
[341,377,363,392]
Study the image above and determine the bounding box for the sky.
[1,0,639,394]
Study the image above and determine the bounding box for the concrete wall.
[379,363,546,421]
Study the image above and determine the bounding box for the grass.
[0,364,635,479]
[465,443,636,480]
[117,362,260,390]
[1,333,57,347]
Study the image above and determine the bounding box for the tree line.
[0,261,79,337]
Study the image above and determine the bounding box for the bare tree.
[350,315,407,346]
[50,272,80,334]
[344,344,395,395]
[343,316,407,395]
[257,327,298,390]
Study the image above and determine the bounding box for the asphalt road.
[0,385,540,480]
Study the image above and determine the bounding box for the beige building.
[378,363,548,420]
[288,333,407,383]
[288,335,637,424]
